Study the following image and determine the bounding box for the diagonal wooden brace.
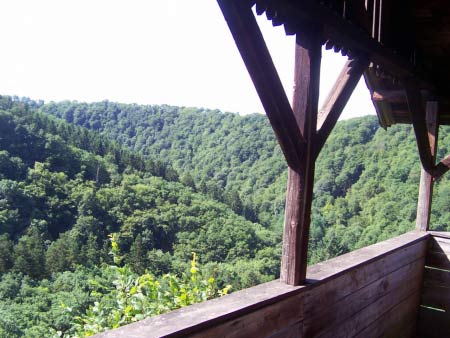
[405,86,435,173]
[218,0,306,169]
[315,56,369,157]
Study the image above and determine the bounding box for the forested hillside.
[40,99,450,262]
[3,95,450,336]
[0,97,279,337]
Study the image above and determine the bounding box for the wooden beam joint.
[218,0,307,169]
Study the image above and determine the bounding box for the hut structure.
[96,0,450,337]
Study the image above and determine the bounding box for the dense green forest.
[40,99,450,256]
[2,95,450,336]
[0,97,279,337]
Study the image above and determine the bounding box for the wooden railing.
[417,231,450,338]
[94,231,429,338]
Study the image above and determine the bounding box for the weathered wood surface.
[303,258,424,337]
[189,294,303,338]
[281,32,321,286]
[93,280,305,338]
[217,0,306,170]
[94,231,429,338]
[427,231,450,240]
[417,234,450,338]
[356,293,420,338]
[425,236,450,270]
[416,101,438,231]
[405,89,435,173]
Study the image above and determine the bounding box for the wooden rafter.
[281,31,322,286]
[405,87,435,173]
[315,56,369,156]
[218,0,306,169]
[254,0,433,90]
[416,102,438,231]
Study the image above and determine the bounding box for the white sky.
[0,0,375,119]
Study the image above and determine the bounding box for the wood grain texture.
[356,293,420,338]
[405,89,436,173]
[217,0,306,170]
[303,258,424,337]
[189,295,303,338]
[417,234,450,337]
[280,31,322,286]
[316,276,422,338]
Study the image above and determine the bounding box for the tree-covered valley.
[2,95,450,336]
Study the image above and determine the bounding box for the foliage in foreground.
[0,241,230,338]
[71,235,231,337]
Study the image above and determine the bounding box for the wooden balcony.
[94,230,450,338]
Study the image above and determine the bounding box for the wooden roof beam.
[315,56,369,156]
[218,0,306,169]
[255,0,433,90]
[405,87,436,173]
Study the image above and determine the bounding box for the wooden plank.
[428,231,450,240]
[93,280,305,338]
[306,231,429,280]
[425,251,450,271]
[315,57,369,156]
[424,266,450,288]
[303,258,424,337]
[304,237,427,326]
[416,101,439,230]
[421,284,450,311]
[316,277,422,338]
[189,295,303,338]
[280,31,322,286]
[405,89,436,173]
[217,0,306,170]
[356,293,420,338]
[267,323,302,338]
[428,236,450,254]
[417,306,450,338]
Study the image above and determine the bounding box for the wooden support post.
[218,0,322,285]
[281,31,322,286]
[416,101,438,231]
